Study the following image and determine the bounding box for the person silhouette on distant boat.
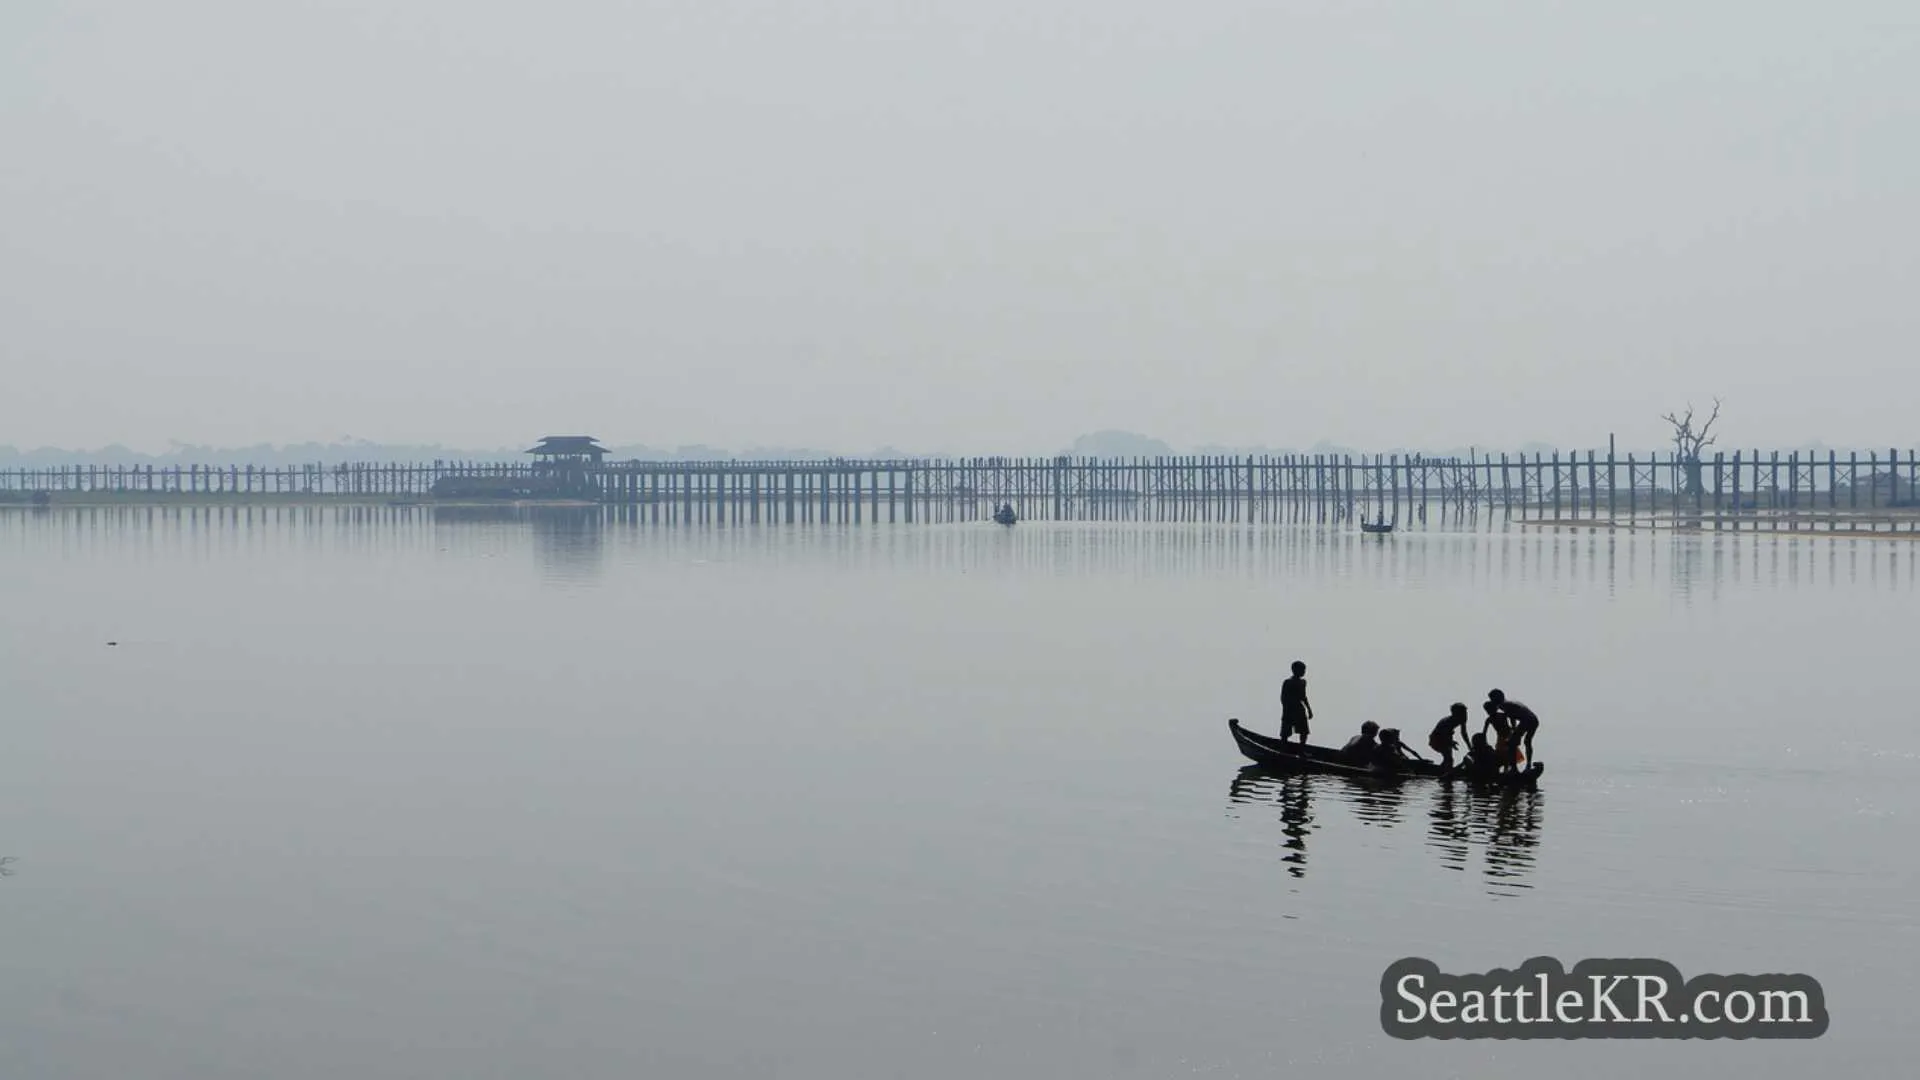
[1428,703,1471,769]
[1341,720,1379,763]
[1279,660,1313,748]
[1487,689,1539,768]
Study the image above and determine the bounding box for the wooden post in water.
[1543,451,1555,519]
[1732,451,1745,530]
[1244,455,1255,523]
[1324,453,1335,523]
[1342,455,1353,522]
[1419,456,1429,522]
[1628,451,1643,522]
[1910,449,1919,532]
[1310,455,1321,523]
[1606,446,1616,522]
[1318,456,1328,522]
[1720,449,1735,526]
[1386,454,1398,524]
[1583,450,1596,520]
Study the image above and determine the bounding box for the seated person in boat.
[1461,733,1502,777]
[1341,721,1380,763]
[1486,689,1539,767]
[1374,727,1429,770]
[1428,704,1470,769]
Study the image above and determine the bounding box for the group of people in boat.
[1278,660,1540,776]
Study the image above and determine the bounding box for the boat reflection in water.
[1228,766,1544,895]
[1226,770,1321,879]
[1344,776,1408,830]
[1426,779,1545,890]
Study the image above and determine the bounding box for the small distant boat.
[1360,519,1395,534]
[1227,718,1543,789]
[992,504,1017,526]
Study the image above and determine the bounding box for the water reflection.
[1228,769,1317,879]
[1429,782,1546,894]
[428,505,606,583]
[570,518,1920,599]
[5,507,1917,599]
[1427,783,1471,874]
[1483,788,1544,888]
[1345,778,1409,829]
[1228,767,1544,896]
[529,507,605,583]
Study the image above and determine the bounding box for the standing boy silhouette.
[1279,661,1313,746]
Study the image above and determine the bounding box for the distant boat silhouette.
[1360,516,1395,534]
[992,503,1017,526]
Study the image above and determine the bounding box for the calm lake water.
[3,506,1916,1079]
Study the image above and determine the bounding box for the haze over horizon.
[6,2,1916,455]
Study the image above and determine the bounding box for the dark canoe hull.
[1360,523,1395,533]
[1227,719,1543,789]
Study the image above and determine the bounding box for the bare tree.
[1660,398,1722,503]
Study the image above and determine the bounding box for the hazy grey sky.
[5,1,1915,453]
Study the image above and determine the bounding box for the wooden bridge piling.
[4,450,1918,533]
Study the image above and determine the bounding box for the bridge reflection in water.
[1227,766,1545,897]
[8,507,1916,605]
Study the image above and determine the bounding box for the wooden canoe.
[1227,718,1544,789]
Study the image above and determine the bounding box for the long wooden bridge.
[4,449,1917,531]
